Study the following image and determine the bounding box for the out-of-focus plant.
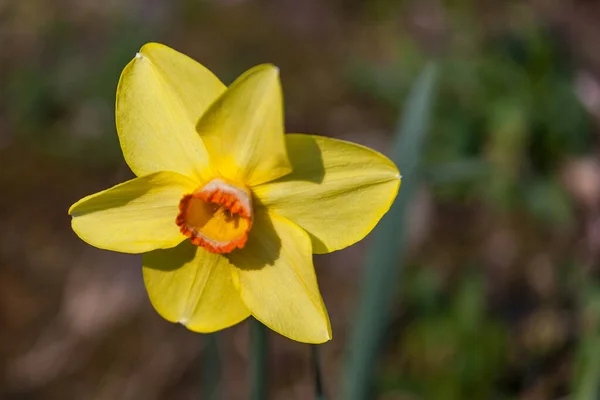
[342,62,438,400]
[348,17,590,229]
[343,4,594,399]
[4,17,151,167]
[573,282,600,399]
[380,270,508,399]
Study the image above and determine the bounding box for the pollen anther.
[176,179,253,254]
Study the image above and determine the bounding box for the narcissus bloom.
[69,43,400,343]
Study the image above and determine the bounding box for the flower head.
[68,43,400,343]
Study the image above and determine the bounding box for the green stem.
[202,333,221,400]
[312,345,325,400]
[251,318,268,400]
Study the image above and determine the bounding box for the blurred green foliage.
[386,269,508,399]
[343,62,438,400]
[346,6,595,399]
[352,25,590,216]
[4,15,151,167]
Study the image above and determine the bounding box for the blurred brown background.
[3,0,600,399]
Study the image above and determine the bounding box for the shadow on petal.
[227,211,281,270]
[69,178,156,217]
[304,231,327,255]
[274,134,325,184]
[143,240,196,271]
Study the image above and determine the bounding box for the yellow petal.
[253,134,400,254]
[143,241,250,332]
[195,64,292,186]
[116,42,226,181]
[228,212,331,343]
[69,171,197,253]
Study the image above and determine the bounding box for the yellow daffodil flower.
[68,43,400,344]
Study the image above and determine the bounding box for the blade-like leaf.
[341,63,439,400]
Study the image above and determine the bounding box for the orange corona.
[176,179,253,254]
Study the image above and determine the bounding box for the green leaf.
[341,63,439,400]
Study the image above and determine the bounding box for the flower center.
[176,179,253,254]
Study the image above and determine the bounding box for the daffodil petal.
[195,64,292,186]
[228,212,331,343]
[254,134,400,254]
[116,42,226,181]
[143,241,250,332]
[69,171,197,253]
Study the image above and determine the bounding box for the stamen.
[176,179,253,254]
